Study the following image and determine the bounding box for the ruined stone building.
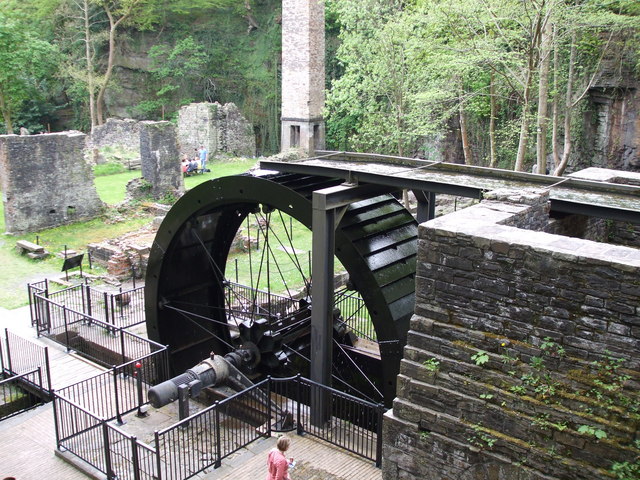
[176,102,256,159]
[0,132,103,234]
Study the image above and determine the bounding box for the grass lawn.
[0,157,259,309]
[95,158,259,205]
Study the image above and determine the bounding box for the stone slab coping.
[569,167,640,186]
[16,239,45,253]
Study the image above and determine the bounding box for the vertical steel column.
[310,190,335,426]
[309,183,396,427]
[415,190,436,223]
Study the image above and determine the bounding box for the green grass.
[0,156,259,309]
[94,158,258,205]
[95,170,140,204]
[94,162,127,176]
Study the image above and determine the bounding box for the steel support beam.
[310,183,398,425]
[414,190,436,223]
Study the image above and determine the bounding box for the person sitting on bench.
[186,158,199,175]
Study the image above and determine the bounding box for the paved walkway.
[0,304,382,480]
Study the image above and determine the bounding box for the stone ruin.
[177,102,256,159]
[0,132,103,234]
[89,118,142,153]
[126,121,184,201]
[87,118,142,167]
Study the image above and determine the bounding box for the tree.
[326,0,639,173]
[0,14,58,133]
[145,37,209,117]
[550,2,638,175]
[94,0,150,125]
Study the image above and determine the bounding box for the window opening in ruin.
[49,209,56,214]
[290,125,300,147]
[313,124,320,149]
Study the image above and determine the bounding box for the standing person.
[266,435,294,480]
[198,145,208,173]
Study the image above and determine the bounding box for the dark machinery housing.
[145,171,418,406]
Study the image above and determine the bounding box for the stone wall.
[0,132,103,233]
[383,189,640,480]
[88,118,142,158]
[137,121,184,200]
[176,102,255,159]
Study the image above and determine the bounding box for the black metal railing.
[28,279,48,327]
[334,288,377,341]
[225,281,300,322]
[27,281,146,332]
[31,293,164,369]
[54,371,383,480]
[56,350,169,422]
[269,375,383,466]
[1,329,52,394]
[0,369,47,420]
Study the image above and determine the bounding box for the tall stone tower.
[281,0,325,153]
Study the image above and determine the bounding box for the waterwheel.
[145,171,418,406]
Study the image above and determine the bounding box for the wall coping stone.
[423,194,640,269]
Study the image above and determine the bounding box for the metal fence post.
[266,376,272,438]
[63,308,71,352]
[376,403,384,468]
[103,291,109,327]
[214,401,222,468]
[4,328,12,374]
[131,435,141,480]
[52,391,61,448]
[44,346,52,395]
[85,283,92,319]
[296,374,303,435]
[44,294,52,336]
[154,431,163,480]
[113,367,123,425]
[103,422,114,479]
[120,329,127,366]
[110,293,116,331]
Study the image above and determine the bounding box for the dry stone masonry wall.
[383,187,640,480]
[177,102,255,159]
[89,118,142,153]
[137,121,184,201]
[0,132,103,233]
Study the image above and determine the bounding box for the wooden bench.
[16,240,50,259]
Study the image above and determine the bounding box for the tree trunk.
[459,105,472,165]
[514,4,544,172]
[514,76,532,172]
[83,0,97,131]
[95,12,116,126]
[458,81,472,165]
[489,72,497,168]
[535,19,552,174]
[551,25,560,172]
[553,36,576,176]
[95,2,137,125]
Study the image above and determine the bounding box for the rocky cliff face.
[580,86,639,171]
